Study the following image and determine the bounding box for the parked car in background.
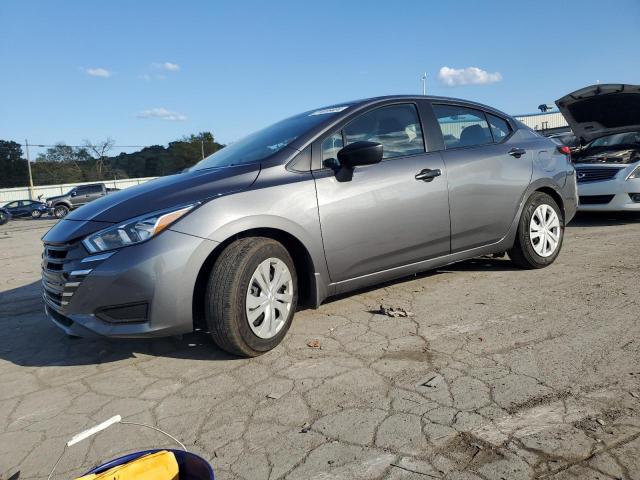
[556,83,640,211]
[42,95,577,356]
[2,199,49,219]
[46,183,119,218]
[0,207,10,225]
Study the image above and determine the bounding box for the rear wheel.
[31,209,42,219]
[509,192,564,269]
[53,205,69,218]
[205,237,298,357]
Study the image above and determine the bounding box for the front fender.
[169,171,331,304]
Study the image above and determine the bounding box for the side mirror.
[71,191,77,197]
[337,141,383,169]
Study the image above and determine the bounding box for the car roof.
[337,95,513,119]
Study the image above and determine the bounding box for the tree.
[83,137,115,179]
[0,140,28,188]
[36,143,92,163]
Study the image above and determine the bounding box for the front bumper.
[42,227,219,338]
[578,180,640,211]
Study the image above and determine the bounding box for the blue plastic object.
[84,449,214,480]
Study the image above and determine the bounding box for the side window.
[321,132,343,163]
[6,201,18,208]
[85,185,103,194]
[486,113,511,142]
[343,104,425,159]
[432,104,492,148]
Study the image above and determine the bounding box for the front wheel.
[205,237,298,357]
[53,205,69,219]
[0,212,8,225]
[508,192,564,269]
[31,209,42,219]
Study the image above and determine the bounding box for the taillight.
[556,145,572,163]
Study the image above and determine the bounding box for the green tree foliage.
[0,141,28,188]
[0,132,225,188]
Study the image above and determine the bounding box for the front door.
[313,103,451,283]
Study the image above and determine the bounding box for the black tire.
[53,205,69,219]
[0,212,8,226]
[509,192,564,269]
[205,237,298,357]
[31,210,42,219]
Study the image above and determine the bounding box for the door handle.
[508,147,526,158]
[415,168,442,182]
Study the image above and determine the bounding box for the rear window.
[433,104,492,148]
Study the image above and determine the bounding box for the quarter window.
[433,105,492,148]
[343,104,425,159]
[486,113,511,142]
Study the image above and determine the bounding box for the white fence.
[0,177,158,203]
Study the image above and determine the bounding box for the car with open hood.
[42,95,577,356]
[556,84,640,210]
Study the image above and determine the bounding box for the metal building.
[514,111,570,135]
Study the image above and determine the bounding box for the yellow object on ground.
[75,450,179,480]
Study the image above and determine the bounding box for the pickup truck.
[46,183,119,218]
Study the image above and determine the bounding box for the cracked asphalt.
[1,214,639,480]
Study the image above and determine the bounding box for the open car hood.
[555,84,640,143]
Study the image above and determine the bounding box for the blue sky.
[1,0,639,156]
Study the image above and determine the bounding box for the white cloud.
[138,73,152,81]
[438,66,502,87]
[136,107,187,121]
[84,67,112,78]
[153,62,180,72]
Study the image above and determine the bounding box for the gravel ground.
[0,214,639,480]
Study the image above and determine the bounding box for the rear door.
[312,102,450,282]
[429,103,533,252]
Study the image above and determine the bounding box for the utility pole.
[25,139,35,200]
[421,72,427,95]
[201,140,205,160]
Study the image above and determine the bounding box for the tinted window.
[321,132,343,163]
[486,113,511,142]
[344,104,425,159]
[85,185,103,194]
[5,201,19,208]
[433,105,492,148]
[192,106,349,171]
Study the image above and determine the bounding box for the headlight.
[82,204,198,253]
[627,165,640,180]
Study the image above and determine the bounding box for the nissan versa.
[42,95,577,356]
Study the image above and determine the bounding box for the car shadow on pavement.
[568,211,640,227]
[324,256,518,306]
[0,281,240,368]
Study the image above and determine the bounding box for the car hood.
[46,194,67,202]
[65,163,261,223]
[555,84,640,143]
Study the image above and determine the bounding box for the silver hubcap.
[246,257,293,339]
[530,204,561,257]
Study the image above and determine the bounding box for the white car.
[556,84,640,211]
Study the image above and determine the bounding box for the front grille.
[575,167,622,183]
[41,242,91,312]
[579,195,615,205]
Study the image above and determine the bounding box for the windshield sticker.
[309,106,350,116]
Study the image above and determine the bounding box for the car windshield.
[191,106,349,171]
[589,131,640,148]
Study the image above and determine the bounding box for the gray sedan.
[42,95,577,356]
